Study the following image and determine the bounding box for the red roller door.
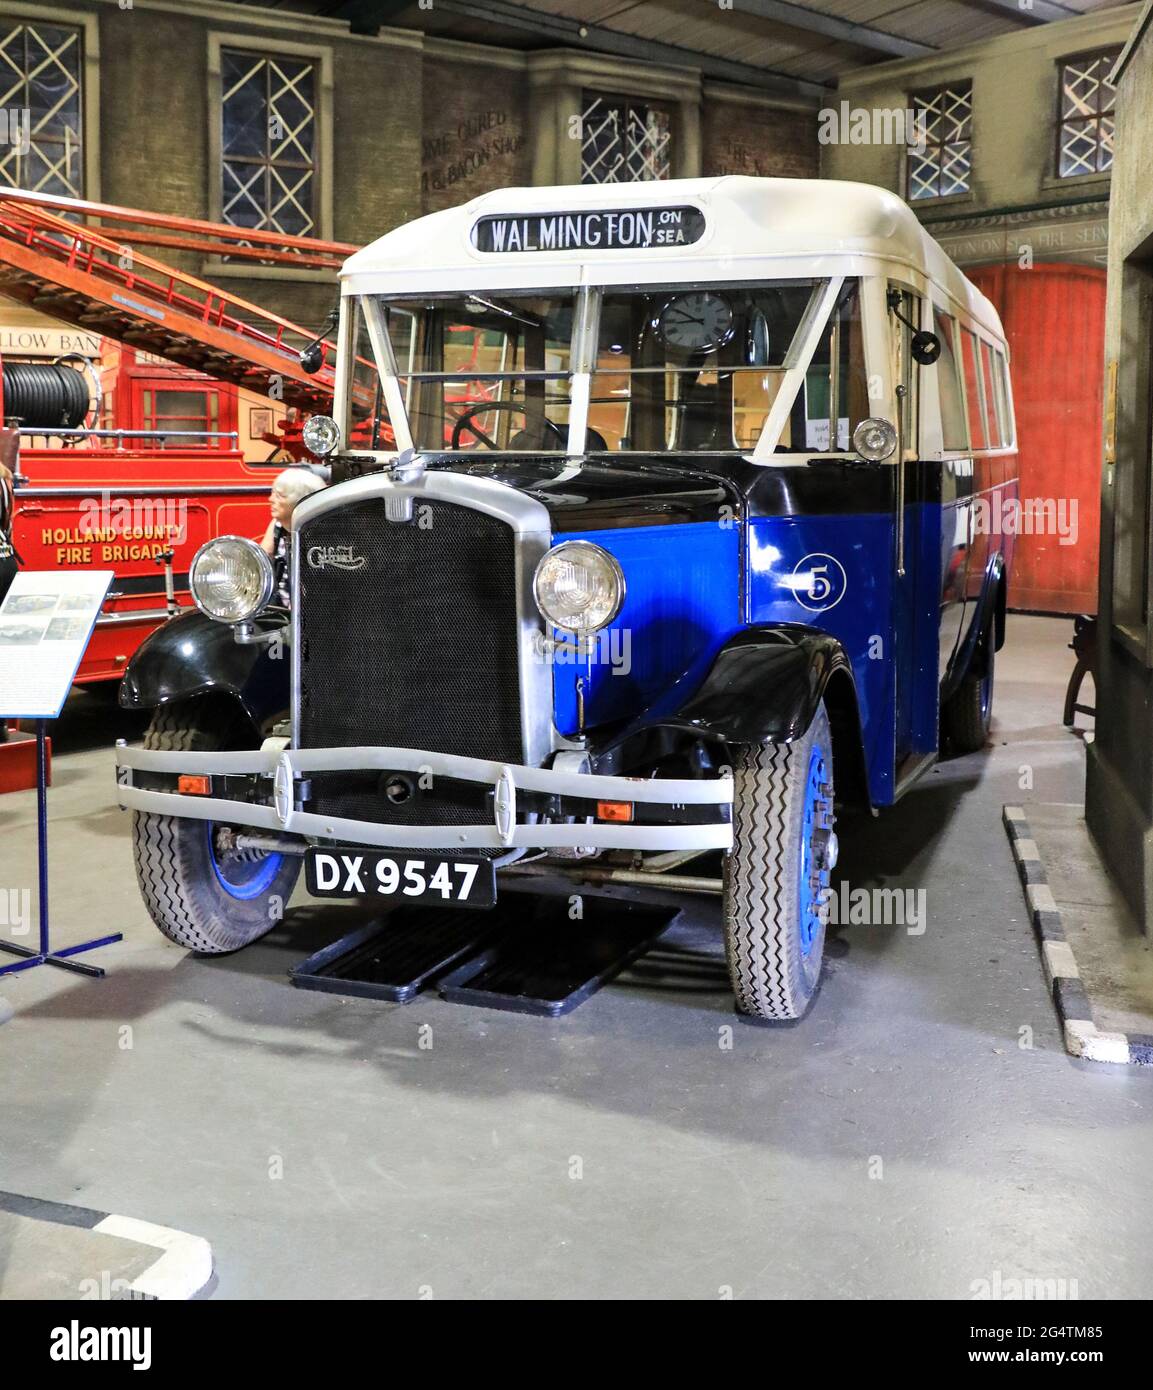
[967,262,1105,614]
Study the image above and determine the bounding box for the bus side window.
[961,328,989,450]
[932,308,968,452]
[979,339,1004,447]
[993,348,1013,448]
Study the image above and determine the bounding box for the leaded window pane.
[580,92,671,184]
[221,50,317,236]
[1058,51,1119,178]
[939,142,972,198]
[0,20,84,197]
[907,82,972,202]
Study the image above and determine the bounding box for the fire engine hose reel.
[1,358,91,430]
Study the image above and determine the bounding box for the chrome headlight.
[851,417,898,462]
[303,413,340,458]
[533,540,625,635]
[190,537,275,624]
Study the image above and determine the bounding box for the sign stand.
[0,569,122,977]
[0,719,122,977]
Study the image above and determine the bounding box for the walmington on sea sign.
[472,206,707,253]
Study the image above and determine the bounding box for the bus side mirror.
[912,331,941,366]
[298,307,339,376]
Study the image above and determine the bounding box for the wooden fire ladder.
[0,188,359,413]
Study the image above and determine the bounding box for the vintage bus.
[115,176,1018,1021]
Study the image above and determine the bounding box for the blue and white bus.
[116,176,1017,1020]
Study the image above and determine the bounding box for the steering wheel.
[450,400,567,451]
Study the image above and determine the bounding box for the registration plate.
[305,848,496,909]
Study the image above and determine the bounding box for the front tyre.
[723,703,837,1021]
[132,700,301,954]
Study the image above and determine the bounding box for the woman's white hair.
[272,468,326,507]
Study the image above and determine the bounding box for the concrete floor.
[1,614,1150,1300]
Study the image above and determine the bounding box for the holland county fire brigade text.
[44,525,183,565]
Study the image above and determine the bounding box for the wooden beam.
[428,0,831,100]
[730,1,933,59]
[949,0,1081,25]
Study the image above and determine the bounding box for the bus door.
[959,325,994,619]
[888,284,937,764]
[930,305,973,685]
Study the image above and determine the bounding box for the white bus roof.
[341,176,1004,343]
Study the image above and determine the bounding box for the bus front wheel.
[131,699,302,954]
[723,703,837,1021]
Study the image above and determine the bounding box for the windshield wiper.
[465,295,542,329]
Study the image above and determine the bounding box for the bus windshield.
[349,278,869,457]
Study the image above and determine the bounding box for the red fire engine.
[0,189,358,686]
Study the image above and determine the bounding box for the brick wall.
[82,6,425,325]
[334,40,422,243]
[702,96,818,180]
[99,8,208,222]
[421,58,530,214]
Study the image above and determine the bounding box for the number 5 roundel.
[791,553,848,613]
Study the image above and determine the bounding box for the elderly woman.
[260,467,325,606]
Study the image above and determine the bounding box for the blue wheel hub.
[207,823,283,901]
[798,744,835,956]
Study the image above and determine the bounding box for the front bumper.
[115,742,734,853]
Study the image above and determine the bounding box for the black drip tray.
[439,898,676,1016]
[290,909,497,1003]
[289,897,678,1015]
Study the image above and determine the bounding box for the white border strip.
[1003,804,1152,1069]
[93,1215,214,1301]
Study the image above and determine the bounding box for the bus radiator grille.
[295,495,523,841]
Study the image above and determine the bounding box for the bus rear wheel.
[723,704,837,1020]
[944,631,995,755]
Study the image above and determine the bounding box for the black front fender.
[945,551,1007,700]
[598,624,871,805]
[119,608,291,732]
[673,626,856,746]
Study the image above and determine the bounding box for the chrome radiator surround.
[290,466,557,770]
